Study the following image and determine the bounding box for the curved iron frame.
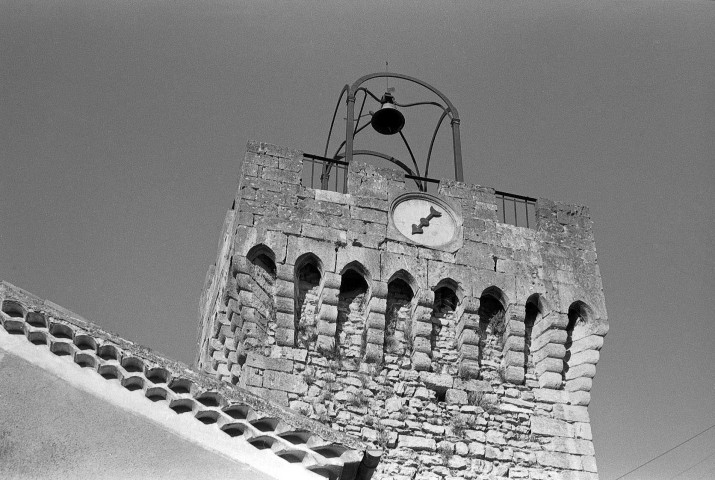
[322,72,463,191]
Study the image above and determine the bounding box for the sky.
[1,1,714,478]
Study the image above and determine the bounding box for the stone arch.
[294,253,324,349]
[430,279,461,374]
[524,293,549,369]
[246,244,277,348]
[336,262,371,364]
[478,286,509,334]
[246,244,277,277]
[384,270,417,357]
[564,300,595,380]
[476,286,509,374]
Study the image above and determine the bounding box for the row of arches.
[233,244,601,389]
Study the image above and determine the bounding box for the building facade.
[196,140,609,480]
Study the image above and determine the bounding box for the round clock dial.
[390,193,461,248]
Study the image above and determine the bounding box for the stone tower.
[196,140,609,480]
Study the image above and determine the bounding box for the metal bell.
[371,93,405,135]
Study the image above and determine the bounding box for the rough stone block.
[505,319,526,337]
[458,328,480,347]
[302,224,347,244]
[275,296,293,314]
[552,404,590,423]
[533,343,566,363]
[569,349,600,367]
[239,366,263,388]
[453,378,491,392]
[286,236,337,272]
[502,365,525,385]
[380,251,428,286]
[419,372,454,392]
[565,363,596,380]
[445,389,468,405]
[245,352,293,373]
[502,335,524,352]
[398,435,436,451]
[503,350,524,368]
[363,343,383,363]
[532,313,569,339]
[565,377,592,392]
[531,329,568,352]
[538,371,563,389]
[570,335,604,355]
[535,357,563,376]
[351,205,388,224]
[575,422,593,440]
[569,391,591,406]
[459,344,480,361]
[365,328,383,345]
[246,386,289,407]
[571,318,609,341]
[275,327,295,347]
[533,388,570,404]
[262,370,308,394]
[412,351,431,371]
[535,451,582,470]
[546,437,595,456]
[317,321,336,336]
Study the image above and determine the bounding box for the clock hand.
[412,206,442,234]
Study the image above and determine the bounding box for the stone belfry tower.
[196,74,608,480]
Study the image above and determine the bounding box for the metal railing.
[495,191,536,228]
[302,154,348,194]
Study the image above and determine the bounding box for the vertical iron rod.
[311,158,315,189]
[345,92,356,166]
[502,195,506,224]
[451,118,463,182]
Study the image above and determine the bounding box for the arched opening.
[247,244,276,276]
[524,293,547,372]
[385,277,414,356]
[477,286,508,368]
[336,268,369,363]
[430,281,459,373]
[564,300,593,380]
[294,254,323,349]
[246,244,277,350]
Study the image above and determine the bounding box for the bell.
[371,93,405,135]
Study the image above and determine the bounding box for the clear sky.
[1,1,714,478]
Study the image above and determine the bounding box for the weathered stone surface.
[552,405,590,423]
[565,377,593,392]
[445,389,467,405]
[538,371,563,389]
[569,349,600,366]
[565,363,596,380]
[399,435,436,451]
[531,416,575,438]
[419,372,454,392]
[547,437,595,456]
[262,370,308,394]
[536,451,582,470]
[533,388,570,404]
[533,343,566,363]
[245,352,293,373]
[570,335,604,354]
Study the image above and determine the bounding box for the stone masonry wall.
[196,141,609,480]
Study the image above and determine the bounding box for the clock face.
[390,193,461,249]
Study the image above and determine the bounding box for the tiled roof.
[0,281,379,480]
